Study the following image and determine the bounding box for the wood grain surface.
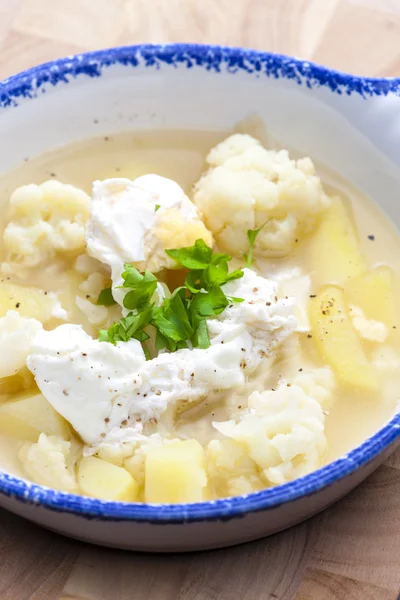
[0,1,400,599]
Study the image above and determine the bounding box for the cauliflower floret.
[193,134,330,257]
[19,433,79,492]
[0,310,42,378]
[206,438,264,498]
[3,180,91,269]
[213,381,327,486]
[349,305,388,343]
[293,367,335,410]
[76,270,122,328]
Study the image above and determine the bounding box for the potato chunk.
[0,393,70,441]
[345,266,398,332]
[78,456,139,501]
[0,366,35,397]
[145,439,208,503]
[308,198,367,285]
[0,282,60,322]
[309,285,378,391]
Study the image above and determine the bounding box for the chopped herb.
[244,222,268,268]
[99,239,244,355]
[97,287,117,306]
[155,204,161,212]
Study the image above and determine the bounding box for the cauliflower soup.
[0,129,398,503]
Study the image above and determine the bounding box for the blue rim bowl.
[0,43,399,524]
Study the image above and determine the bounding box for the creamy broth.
[0,130,399,497]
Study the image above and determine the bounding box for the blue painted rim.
[1,42,400,108]
[0,43,399,523]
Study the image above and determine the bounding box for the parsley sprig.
[244,221,269,267]
[98,239,244,356]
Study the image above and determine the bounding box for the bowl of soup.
[0,44,399,552]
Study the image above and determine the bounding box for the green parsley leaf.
[190,287,229,318]
[155,204,161,212]
[152,287,193,342]
[97,287,117,306]
[166,239,213,269]
[244,222,269,268]
[225,269,244,283]
[192,318,210,349]
[185,270,203,294]
[99,305,153,346]
[120,265,158,311]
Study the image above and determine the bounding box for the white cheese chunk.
[86,175,212,285]
[27,269,296,449]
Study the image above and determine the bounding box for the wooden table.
[0,1,399,598]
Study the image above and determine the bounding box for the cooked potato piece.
[145,439,208,503]
[78,456,139,501]
[345,266,398,333]
[0,393,70,441]
[0,366,35,397]
[308,198,367,285]
[0,282,58,322]
[309,285,378,391]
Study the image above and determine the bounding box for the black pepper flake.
[82,353,87,357]
[49,172,56,177]
[368,235,375,241]
[94,119,99,124]
[44,291,48,295]
[287,383,291,387]
[191,372,195,377]
[307,334,312,338]
[15,302,20,308]
[63,389,69,396]
[86,294,90,299]
[271,388,275,392]
[104,136,110,141]
[100,433,106,439]
[310,295,316,298]
[117,403,122,406]
[241,348,246,352]
[156,390,161,396]
[266,302,271,306]
[121,420,128,426]
[393,326,397,329]
[143,394,147,397]
[299,368,303,372]
[238,405,242,409]
[104,417,110,423]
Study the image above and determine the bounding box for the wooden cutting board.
[0,1,399,598]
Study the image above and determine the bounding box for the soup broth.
[0,130,399,498]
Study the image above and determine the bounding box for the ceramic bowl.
[0,44,399,552]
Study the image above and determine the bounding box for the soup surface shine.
[0,129,398,503]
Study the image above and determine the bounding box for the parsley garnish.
[98,240,244,356]
[244,222,268,267]
[97,287,117,306]
[155,204,160,212]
